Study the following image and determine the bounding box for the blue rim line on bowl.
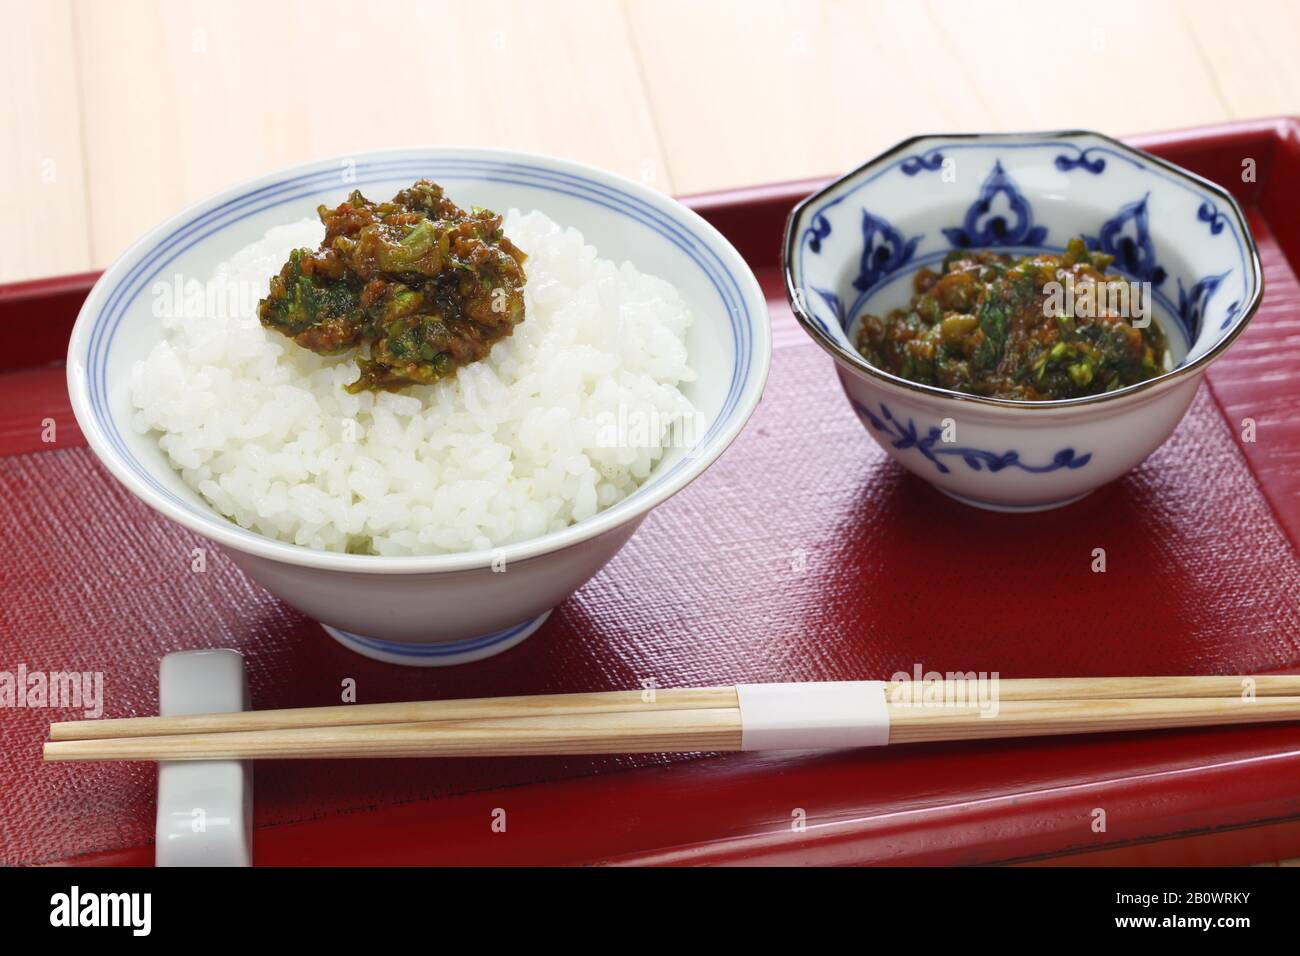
[69,148,771,574]
[782,130,1264,410]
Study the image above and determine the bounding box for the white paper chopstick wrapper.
[155,650,253,867]
[735,681,890,750]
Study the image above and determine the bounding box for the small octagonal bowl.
[783,131,1262,511]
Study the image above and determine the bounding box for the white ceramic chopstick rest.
[735,681,890,750]
[155,650,252,866]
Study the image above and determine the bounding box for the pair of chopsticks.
[43,676,1300,762]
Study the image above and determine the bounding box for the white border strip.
[736,681,890,750]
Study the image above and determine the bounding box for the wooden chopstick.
[886,695,1300,743]
[42,693,1300,762]
[46,676,1296,742]
[933,675,1298,701]
[43,708,744,761]
[47,686,739,741]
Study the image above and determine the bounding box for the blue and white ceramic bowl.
[784,131,1262,511]
[68,147,770,665]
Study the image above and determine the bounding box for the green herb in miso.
[258,180,527,392]
[854,238,1168,400]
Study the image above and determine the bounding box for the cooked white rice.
[129,210,698,555]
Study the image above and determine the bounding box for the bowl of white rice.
[67,148,770,665]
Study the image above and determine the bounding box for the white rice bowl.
[129,210,699,556]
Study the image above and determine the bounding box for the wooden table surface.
[4,0,1298,285]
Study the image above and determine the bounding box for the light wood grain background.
[3,0,1297,283]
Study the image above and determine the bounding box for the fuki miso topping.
[854,238,1168,400]
[258,180,527,392]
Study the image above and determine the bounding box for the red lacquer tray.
[3,119,1300,867]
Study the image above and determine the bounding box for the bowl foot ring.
[936,487,1093,512]
[322,610,552,667]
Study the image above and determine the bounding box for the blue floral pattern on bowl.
[786,132,1260,370]
[1083,194,1167,286]
[941,160,1048,248]
[1053,145,1107,174]
[851,400,1092,475]
[810,209,923,328]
